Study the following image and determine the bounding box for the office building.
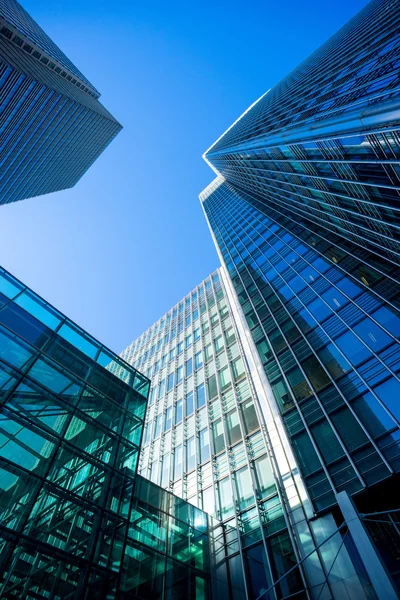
[198,0,400,597]
[0,0,121,204]
[122,269,395,600]
[0,266,212,599]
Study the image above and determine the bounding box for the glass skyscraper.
[122,270,309,599]
[197,0,400,597]
[0,0,122,204]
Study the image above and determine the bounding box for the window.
[186,391,194,417]
[202,487,215,515]
[164,407,172,431]
[335,330,371,366]
[185,358,193,377]
[175,399,183,425]
[196,383,206,409]
[177,342,184,355]
[186,437,196,471]
[302,356,330,392]
[167,372,174,392]
[174,445,183,480]
[245,544,273,600]
[161,354,167,368]
[254,455,275,498]
[185,334,192,349]
[194,328,200,341]
[161,455,170,487]
[154,416,162,439]
[235,466,254,510]
[225,327,236,346]
[207,374,218,400]
[158,379,165,399]
[199,429,210,463]
[193,308,199,321]
[226,410,241,445]
[291,431,321,476]
[374,377,400,421]
[354,318,392,352]
[241,399,258,435]
[371,305,400,338]
[214,335,224,353]
[318,343,350,379]
[212,419,225,454]
[176,365,183,383]
[144,424,151,445]
[286,367,312,401]
[195,351,203,370]
[204,344,213,361]
[218,477,234,519]
[232,356,245,380]
[219,366,231,391]
[311,421,345,464]
[353,391,396,438]
[169,348,175,361]
[330,407,368,452]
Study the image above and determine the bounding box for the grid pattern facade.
[204,0,400,270]
[202,180,400,514]
[122,271,381,600]
[0,0,96,92]
[0,266,154,598]
[200,1,400,597]
[0,0,122,205]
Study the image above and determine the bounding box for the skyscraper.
[198,0,400,597]
[121,270,310,599]
[0,0,122,204]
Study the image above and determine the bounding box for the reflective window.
[199,429,210,463]
[185,358,193,377]
[196,384,206,409]
[374,378,400,421]
[195,351,203,370]
[175,399,183,425]
[186,437,196,472]
[186,391,194,417]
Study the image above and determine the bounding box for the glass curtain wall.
[0,266,150,598]
[122,271,322,599]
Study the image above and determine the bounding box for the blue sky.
[0,0,369,354]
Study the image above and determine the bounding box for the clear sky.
[0,0,370,354]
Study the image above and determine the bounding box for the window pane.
[212,419,225,454]
[174,445,182,480]
[186,437,196,472]
[235,466,254,510]
[175,399,182,425]
[186,392,194,417]
[199,429,210,463]
[207,375,218,400]
[226,411,241,446]
[255,455,276,498]
[196,384,206,409]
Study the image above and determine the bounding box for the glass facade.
[122,271,379,599]
[199,0,400,597]
[0,0,122,204]
[0,265,216,600]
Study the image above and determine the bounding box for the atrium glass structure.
[200,0,400,597]
[0,0,122,204]
[0,266,213,599]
